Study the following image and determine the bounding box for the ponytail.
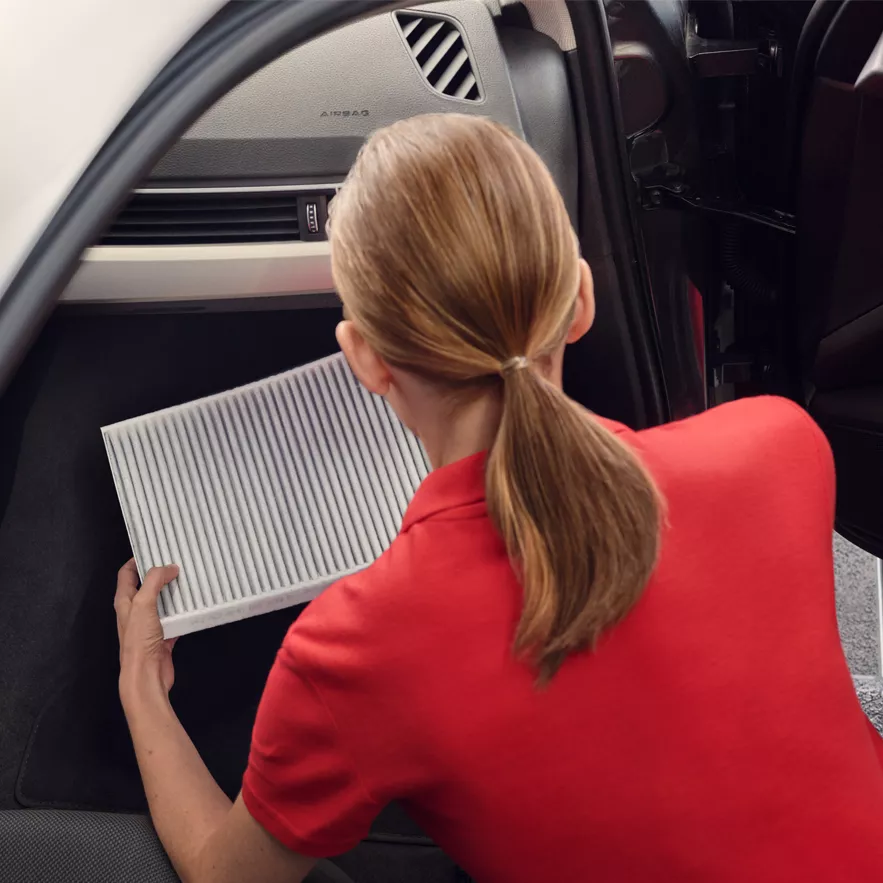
[487,365,661,682]
[328,113,663,681]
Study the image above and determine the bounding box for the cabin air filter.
[102,353,430,638]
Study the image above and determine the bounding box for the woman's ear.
[336,320,392,396]
[566,259,595,344]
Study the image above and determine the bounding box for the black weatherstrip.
[566,0,668,426]
[0,0,397,396]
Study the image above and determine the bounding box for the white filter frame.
[102,353,429,638]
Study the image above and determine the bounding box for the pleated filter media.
[102,353,430,638]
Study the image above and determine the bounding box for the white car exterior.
[0,0,225,296]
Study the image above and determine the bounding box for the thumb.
[135,564,179,605]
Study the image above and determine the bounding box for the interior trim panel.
[153,2,523,182]
[62,242,334,304]
[137,183,342,195]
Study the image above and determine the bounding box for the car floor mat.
[16,604,298,813]
[0,308,343,810]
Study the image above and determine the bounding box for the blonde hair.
[329,114,661,681]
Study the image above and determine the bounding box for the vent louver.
[100,189,334,246]
[395,12,481,101]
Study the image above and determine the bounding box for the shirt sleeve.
[241,643,380,857]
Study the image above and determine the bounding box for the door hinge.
[640,181,796,236]
[687,29,783,78]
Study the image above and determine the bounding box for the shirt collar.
[401,451,487,533]
[398,416,634,534]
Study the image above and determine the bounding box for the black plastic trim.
[56,292,340,318]
[497,25,579,226]
[782,0,843,207]
[565,0,668,426]
[811,387,883,559]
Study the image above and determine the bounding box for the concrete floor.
[834,534,883,732]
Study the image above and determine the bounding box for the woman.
[115,114,883,883]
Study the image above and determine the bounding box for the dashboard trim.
[135,183,342,195]
[62,241,335,304]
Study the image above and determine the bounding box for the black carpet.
[0,307,343,812]
[0,308,460,880]
[17,605,300,811]
[17,610,428,839]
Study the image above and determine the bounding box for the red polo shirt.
[242,396,883,881]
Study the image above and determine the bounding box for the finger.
[115,559,139,606]
[114,560,139,638]
[133,564,179,607]
[116,606,126,644]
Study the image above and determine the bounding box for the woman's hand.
[115,559,179,702]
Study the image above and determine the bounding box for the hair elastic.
[500,355,530,376]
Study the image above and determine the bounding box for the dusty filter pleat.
[102,353,430,638]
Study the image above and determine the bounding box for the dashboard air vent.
[395,12,481,101]
[101,189,335,246]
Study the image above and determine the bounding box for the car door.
[789,1,883,557]
[690,0,883,558]
[631,0,883,558]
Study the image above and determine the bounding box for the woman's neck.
[419,391,503,470]
[394,352,564,470]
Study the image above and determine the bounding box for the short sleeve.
[241,644,380,857]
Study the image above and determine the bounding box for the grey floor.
[835,533,883,733]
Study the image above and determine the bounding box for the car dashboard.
[62,1,578,308]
